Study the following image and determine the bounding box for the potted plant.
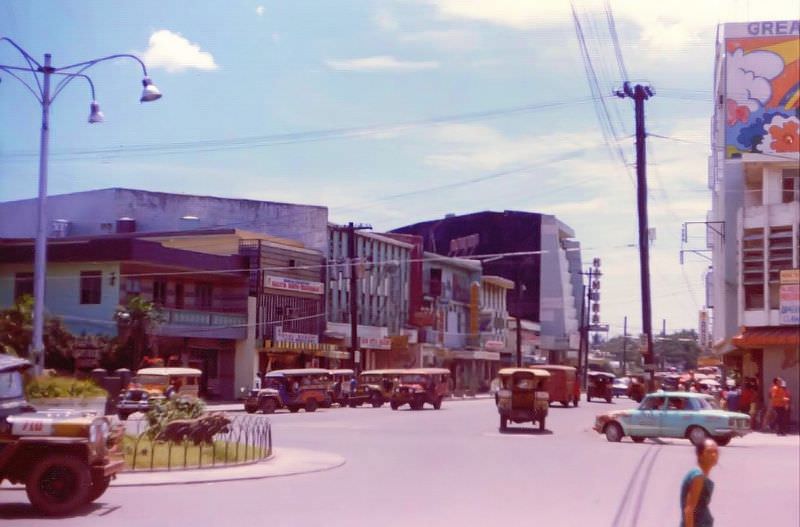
[25,375,109,415]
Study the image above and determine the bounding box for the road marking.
[610,444,663,527]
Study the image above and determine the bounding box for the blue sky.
[1,1,797,336]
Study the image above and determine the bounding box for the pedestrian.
[680,438,719,527]
[770,377,791,436]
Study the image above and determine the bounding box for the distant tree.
[113,296,163,369]
[0,295,75,369]
[600,335,642,372]
[654,329,702,370]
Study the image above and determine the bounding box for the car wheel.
[606,397,613,403]
[687,426,709,446]
[88,474,111,503]
[433,397,442,410]
[539,418,546,431]
[390,401,399,410]
[305,399,318,413]
[370,393,383,408]
[561,401,569,407]
[289,406,300,413]
[117,412,128,421]
[244,406,255,414]
[260,398,277,414]
[348,402,358,408]
[26,454,91,516]
[712,435,731,446]
[604,422,623,442]
[631,436,646,443]
[587,395,592,402]
[573,397,579,407]
[500,416,508,431]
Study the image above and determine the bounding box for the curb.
[0,448,346,489]
[206,395,493,413]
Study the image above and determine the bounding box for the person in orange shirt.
[770,377,791,436]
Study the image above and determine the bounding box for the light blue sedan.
[593,391,751,446]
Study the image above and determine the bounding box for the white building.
[708,20,799,426]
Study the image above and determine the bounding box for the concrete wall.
[0,262,121,336]
[762,347,799,425]
[539,215,580,352]
[0,188,329,255]
[234,296,258,398]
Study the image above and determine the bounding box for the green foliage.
[25,375,108,399]
[144,396,206,440]
[0,295,75,368]
[114,296,164,369]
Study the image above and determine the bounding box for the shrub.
[25,376,108,399]
[145,396,206,440]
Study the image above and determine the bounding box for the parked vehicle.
[612,377,630,398]
[348,369,405,408]
[389,368,451,410]
[586,371,615,403]
[627,375,647,402]
[0,355,123,515]
[244,368,331,414]
[495,368,550,431]
[327,369,356,407]
[593,391,751,446]
[118,367,202,420]
[537,364,579,407]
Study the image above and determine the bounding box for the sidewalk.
[206,393,493,413]
[0,448,345,490]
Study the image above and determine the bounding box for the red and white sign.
[265,275,324,295]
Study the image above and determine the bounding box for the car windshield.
[0,371,23,399]
[134,375,169,386]
[400,375,426,384]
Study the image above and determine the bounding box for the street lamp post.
[0,38,162,375]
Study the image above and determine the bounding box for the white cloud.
[325,55,439,72]
[141,30,218,73]
[374,9,399,31]
[256,6,265,16]
[400,29,481,51]
[726,48,785,110]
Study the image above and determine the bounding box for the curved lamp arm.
[0,36,43,97]
[51,70,97,103]
[57,53,150,77]
[0,65,43,103]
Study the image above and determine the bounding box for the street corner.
[729,431,800,448]
[111,447,346,487]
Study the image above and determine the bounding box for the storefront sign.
[484,340,505,351]
[265,275,324,295]
[274,327,319,345]
[779,283,800,325]
[359,337,391,350]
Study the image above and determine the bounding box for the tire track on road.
[610,444,664,527]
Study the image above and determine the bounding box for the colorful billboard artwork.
[725,28,799,158]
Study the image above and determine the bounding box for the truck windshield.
[0,371,24,399]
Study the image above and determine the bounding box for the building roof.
[731,326,799,348]
[482,275,514,289]
[423,252,482,271]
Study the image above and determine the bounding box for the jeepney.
[586,371,615,403]
[537,364,579,407]
[244,368,330,414]
[348,369,405,408]
[0,355,123,516]
[117,367,202,420]
[327,369,356,407]
[389,368,450,410]
[495,368,550,431]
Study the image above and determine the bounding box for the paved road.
[1,397,798,526]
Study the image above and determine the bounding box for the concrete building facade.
[708,20,799,426]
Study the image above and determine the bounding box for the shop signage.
[484,340,505,351]
[779,283,800,325]
[265,275,324,295]
[274,327,319,345]
[359,336,392,350]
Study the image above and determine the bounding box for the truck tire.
[370,393,383,408]
[88,474,111,503]
[500,416,508,431]
[260,398,277,414]
[539,417,546,431]
[305,399,318,413]
[26,454,91,516]
[433,397,442,410]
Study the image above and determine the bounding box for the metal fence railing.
[123,413,272,471]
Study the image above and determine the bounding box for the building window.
[174,282,185,309]
[153,279,167,306]
[195,282,213,309]
[80,271,102,305]
[782,169,799,204]
[14,272,34,301]
[742,228,764,310]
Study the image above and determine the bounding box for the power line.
[0,97,596,162]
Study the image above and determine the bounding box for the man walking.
[770,377,790,436]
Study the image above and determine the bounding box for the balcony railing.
[158,308,247,339]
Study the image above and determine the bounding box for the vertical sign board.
[698,310,709,352]
[723,21,799,159]
[779,269,800,325]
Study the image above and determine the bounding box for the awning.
[731,326,800,349]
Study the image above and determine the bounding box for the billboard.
[780,269,800,325]
[724,21,799,158]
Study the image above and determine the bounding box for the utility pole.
[582,266,593,390]
[622,316,628,377]
[615,81,655,391]
[515,257,522,367]
[338,221,371,375]
[577,283,585,381]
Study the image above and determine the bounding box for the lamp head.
[140,77,162,103]
[88,101,104,124]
